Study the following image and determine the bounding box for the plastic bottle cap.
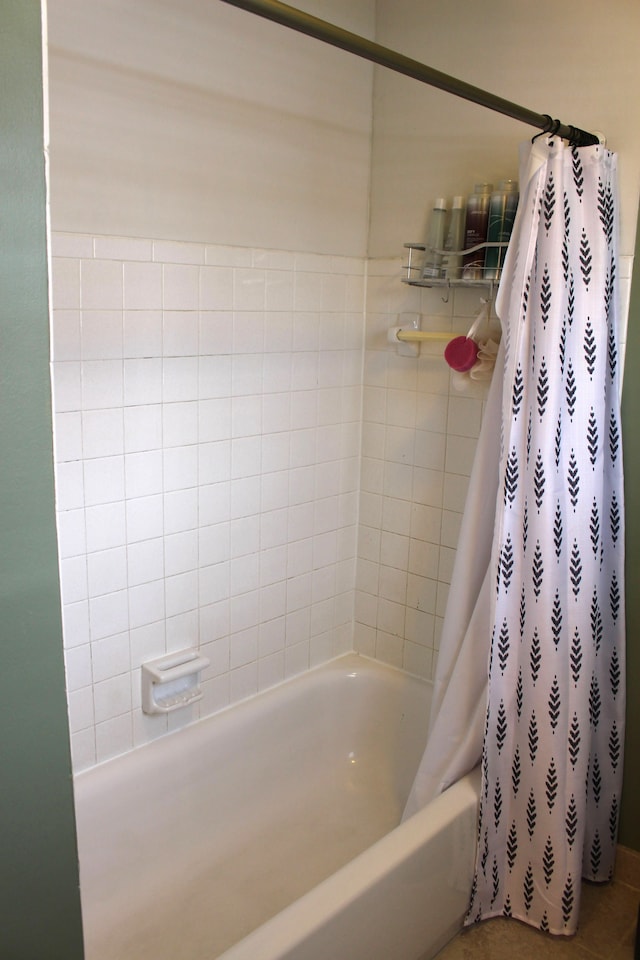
[498,179,518,193]
[434,198,447,210]
[444,336,480,372]
[474,183,493,194]
[452,195,465,208]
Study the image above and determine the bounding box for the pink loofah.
[444,335,479,372]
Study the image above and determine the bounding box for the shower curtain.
[407,136,626,935]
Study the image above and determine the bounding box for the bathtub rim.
[215,765,481,960]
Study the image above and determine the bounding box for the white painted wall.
[47,0,374,255]
[370,0,640,258]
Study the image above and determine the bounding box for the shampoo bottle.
[484,180,519,280]
[462,183,493,280]
[442,195,466,280]
[421,197,447,280]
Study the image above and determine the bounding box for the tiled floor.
[435,846,640,960]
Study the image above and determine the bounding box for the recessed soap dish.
[141,649,210,715]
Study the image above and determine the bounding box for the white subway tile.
[199,311,234,355]
[125,450,163,500]
[198,355,232,399]
[264,313,293,354]
[82,359,123,409]
[284,640,309,678]
[129,578,165,630]
[162,357,199,403]
[126,494,164,543]
[52,233,93,259]
[262,353,292,395]
[233,311,265,353]
[230,553,259,596]
[163,400,198,447]
[261,432,290,474]
[231,436,262,479]
[91,633,130,683]
[165,529,198,577]
[81,259,123,310]
[163,487,198,535]
[94,236,152,261]
[65,644,93,691]
[54,411,83,462]
[80,466,125,534]
[61,600,90,649]
[67,686,95,733]
[230,589,260,634]
[123,310,163,359]
[229,661,258,703]
[55,460,85,511]
[81,309,123,360]
[56,508,87,559]
[445,434,478,476]
[60,555,88,605]
[230,627,258,670]
[163,444,198,492]
[123,404,163,453]
[199,265,233,311]
[85,502,126,553]
[163,264,199,311]
[124,358,163,406]
[230,475,261,519]
[52,361,82,412]
[231,395,262,439]
[258,651,285,690]
[130,621,166,669]
[87,546,128,598]
[89,590,129,641]
[165,570,198,618]
[199,561,230,606]
[95,714,133,764]
[52,258,81,310]
[123,261,162,310]
[163,310,199,356]
[52,310,81,361]
[82,409,124,460]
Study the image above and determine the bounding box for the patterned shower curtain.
[468,137,625,934]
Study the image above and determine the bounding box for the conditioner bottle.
[484,180,519,280]
[462,183,493,280]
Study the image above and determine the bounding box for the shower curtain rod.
[218,0,600,147]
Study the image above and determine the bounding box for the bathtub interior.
[74,653,440,960]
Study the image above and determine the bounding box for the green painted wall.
[620,218,640,852]
[0,2,84,956]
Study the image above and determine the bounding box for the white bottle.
[442,195,466,280]
[421,198,447,280]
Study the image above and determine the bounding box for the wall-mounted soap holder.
[141,649,210,715]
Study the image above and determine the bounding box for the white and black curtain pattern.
[467,137,625,934]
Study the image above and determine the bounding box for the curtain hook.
[532,115,553,143]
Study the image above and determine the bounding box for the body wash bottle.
[442,195,466,280]
[421,197,447,280]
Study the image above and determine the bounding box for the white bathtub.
[74,653,480,960]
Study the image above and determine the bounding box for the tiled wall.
[355,260,495,676]
[51,238,634,773]
[51,233,365,771]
